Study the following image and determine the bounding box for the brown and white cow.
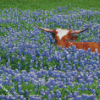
[37,26,100,53]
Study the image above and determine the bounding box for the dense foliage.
[0,7,100,100]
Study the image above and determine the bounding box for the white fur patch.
[56,28,69,40]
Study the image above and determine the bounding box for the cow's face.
[37,26,89,41]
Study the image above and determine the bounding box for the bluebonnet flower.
[0,94,5,99]
[40,88,45,95]
[34,88,37,93]
[10,87,15,93]
[48,94,52,100]
[97,85,100,89]
[0,56,1,63]
[18,85,22,93]
[12,92,18,99]
[56,90,61,98]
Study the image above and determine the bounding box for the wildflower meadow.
[0,1,100,100]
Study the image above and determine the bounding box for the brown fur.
[37,26,100,53]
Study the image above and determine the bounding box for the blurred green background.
[0,0,100,12]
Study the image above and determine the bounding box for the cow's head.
[37,26,89,41]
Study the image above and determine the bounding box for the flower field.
[0,7,100,100]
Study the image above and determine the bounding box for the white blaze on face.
[56,28,69,40]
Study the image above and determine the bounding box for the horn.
[36,26,53,33]
[71,27,89,34]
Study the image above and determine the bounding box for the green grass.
[0,0,100,12]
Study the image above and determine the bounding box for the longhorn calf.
[37,26,100,53]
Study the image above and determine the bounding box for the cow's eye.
[71,37,73,39]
